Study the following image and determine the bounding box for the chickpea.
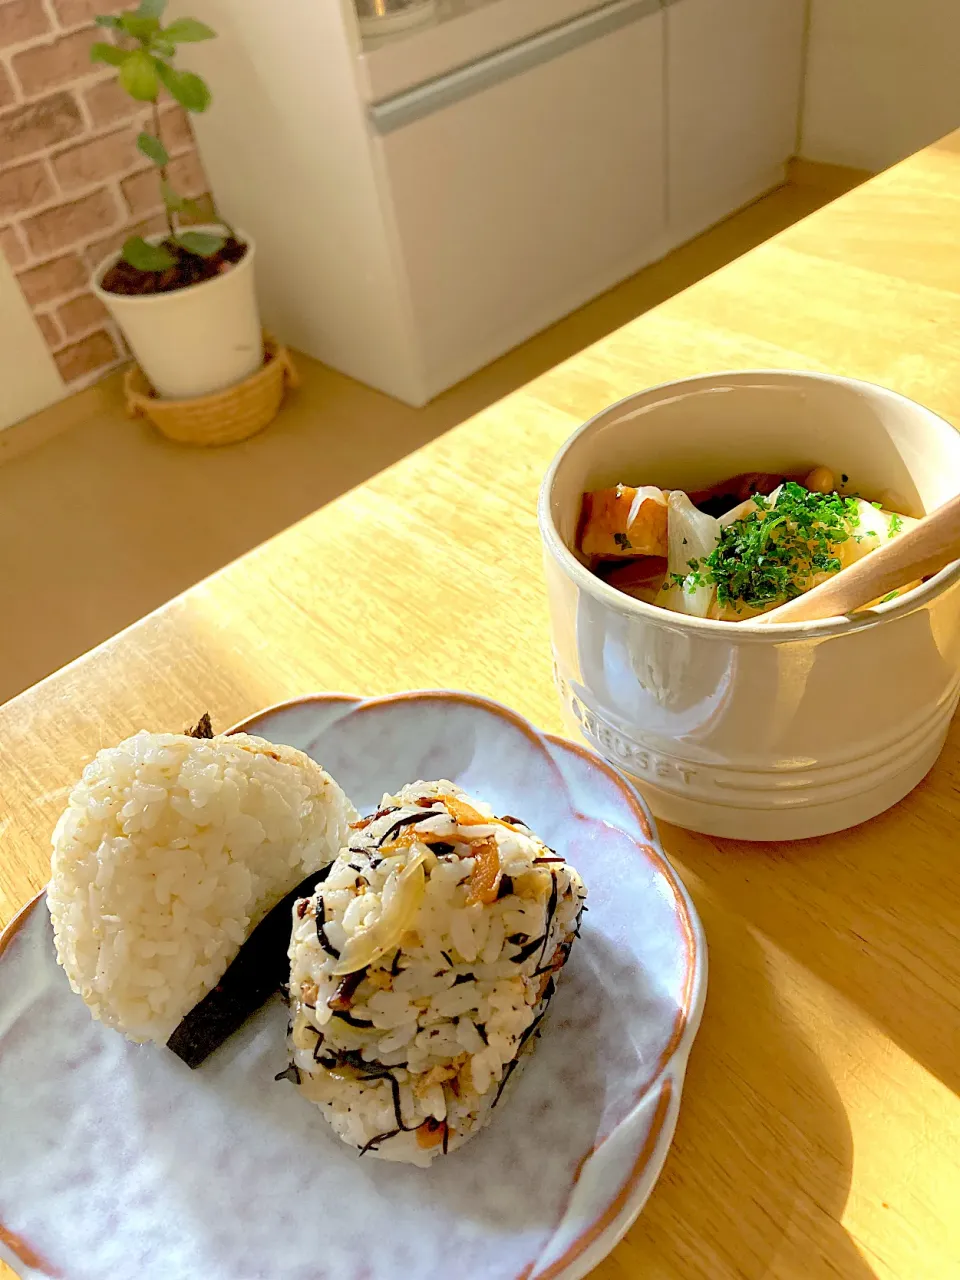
[804,465,836,494]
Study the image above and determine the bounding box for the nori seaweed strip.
[533,856,566,864]
[427,841,456,855]
[506,932,528,945]
[476,1023,488,1045]
[441,950,454,967]
[537,872,559,969]
[496,875,513,900]
[534,941,571,976]
[390,949,403,976]
[312,1031,326,1061]
[453,974,472,986]
[358,1069,417,1133]
[370,805,399,821]
[442,1122,450,1155]
[511,935,546,964]
[331,1009,374,1029]
[328,968,367,1011]
[541,976,556,1004]
[186,712,214,739]
[518,1010,547,1050]
[377,811,442,846]
[316,898,340,960]
[359,1128,401,1155]
[274,1063,301,1085]
[321,1047,368,1071]
[167,867,328,1069]
[492,1056,520,1107]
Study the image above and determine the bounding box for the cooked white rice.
[48,730,358,1044]
[285,780,587,1165]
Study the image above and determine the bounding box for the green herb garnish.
[676,482,862,611]
[613,532,632,550]
[879,590,899,603]
[888,513,903,536]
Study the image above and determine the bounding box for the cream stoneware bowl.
[539,370,960,840]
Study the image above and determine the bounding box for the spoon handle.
[755,492,960,625]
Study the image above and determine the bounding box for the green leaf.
[119,49,160,100]
[176,230,225,258]
[137,0,167,16]
[150,37,176,56]
[94,14,123,28]
[136,131,169,166]
[160,178,185,211]
[121,236,175,271]
[90,41,127,67]
[156,62,210,111]
[118,12,161,39]
[162,17,216,42]
[179,196,209,219]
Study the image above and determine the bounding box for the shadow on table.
[618,890,877,1280]
[665,717,960,1105]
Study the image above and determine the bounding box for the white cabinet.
[184,0,805,407]
[376,5,666,396]
[665,0,806,244]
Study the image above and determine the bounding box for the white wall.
[0,255,64,431]
[801,0,960,171]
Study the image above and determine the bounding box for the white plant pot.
[93,227,263,400]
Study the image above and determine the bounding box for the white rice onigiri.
[285,780,587,1165]
[48,730,358,1045]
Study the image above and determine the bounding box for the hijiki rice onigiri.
[47,729,357,1045]
[284,780,587,1165]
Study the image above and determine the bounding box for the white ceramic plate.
[0,691,706,1280]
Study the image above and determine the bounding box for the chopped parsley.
[673,482,862,611]
[888,513,903,536]
[879,590,899,603]
[613,531,632,550]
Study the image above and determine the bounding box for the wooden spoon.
[755,492,960,625]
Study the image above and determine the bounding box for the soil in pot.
[101,237,248,297]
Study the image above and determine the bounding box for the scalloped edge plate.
[0,691,706,1280]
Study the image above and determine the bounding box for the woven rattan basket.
[124,334,298,446]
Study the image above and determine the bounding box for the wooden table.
[4,131,960,1279]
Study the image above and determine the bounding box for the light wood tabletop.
[4,131,960,1279]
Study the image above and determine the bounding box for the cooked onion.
[331,849,429,975]
[660,491,721,618]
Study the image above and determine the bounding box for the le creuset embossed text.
[539,371,960,840]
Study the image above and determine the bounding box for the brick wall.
[0,0,212,388]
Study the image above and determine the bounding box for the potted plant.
[90,0,262,401]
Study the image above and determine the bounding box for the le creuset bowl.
[539,370,960,840]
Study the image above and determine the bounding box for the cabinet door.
[375,5,665,399]
[666,0,805,244]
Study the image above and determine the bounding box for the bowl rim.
[538,368,960,642]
